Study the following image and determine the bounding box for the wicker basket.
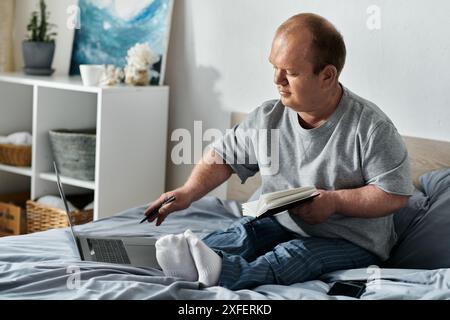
[26,200,93,233]
[0,144,32,167]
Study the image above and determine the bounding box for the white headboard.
[226,112,450,201]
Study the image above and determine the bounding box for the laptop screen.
[53,162,83,259]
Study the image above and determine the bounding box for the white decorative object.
[99,65,124,86]
[84,201,94,210]
[3,132,33,145]
[124,43,159,86]
[79,64,105,86]
[37,195,78,212]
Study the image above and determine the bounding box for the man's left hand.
[289,189,336,224]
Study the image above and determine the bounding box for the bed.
[0,113,449,300]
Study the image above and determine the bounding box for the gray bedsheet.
[1,196,449,300]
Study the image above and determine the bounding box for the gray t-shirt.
[213,85,414,260]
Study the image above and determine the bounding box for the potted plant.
[22,0,57,75]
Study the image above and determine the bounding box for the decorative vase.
[22,41,55,75]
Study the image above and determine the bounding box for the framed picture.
[69,0,174,85]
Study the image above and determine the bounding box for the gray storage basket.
[49,129,96,181]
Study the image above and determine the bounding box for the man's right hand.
[143,187,194,226]
[143,148,233,226]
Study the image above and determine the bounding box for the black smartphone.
[327,281,366,299]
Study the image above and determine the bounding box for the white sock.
[184,229,222,287]
[155,233,198,282]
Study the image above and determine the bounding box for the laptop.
[53,162,161,269]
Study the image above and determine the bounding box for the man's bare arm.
[183,149,234,202]
[145,149,233,225]
[333,185,409,218]
[291,185,410,224]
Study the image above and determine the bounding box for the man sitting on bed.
[143,13,413,290]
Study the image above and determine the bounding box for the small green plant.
[26,0,57,42]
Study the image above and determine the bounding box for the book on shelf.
[242,186,319,219]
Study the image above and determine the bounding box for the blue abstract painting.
[70,0,173,85]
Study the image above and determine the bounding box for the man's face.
[269,30,323,112]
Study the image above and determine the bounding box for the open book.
[242,186,319,219]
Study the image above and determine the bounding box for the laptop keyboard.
[88,238,131,264]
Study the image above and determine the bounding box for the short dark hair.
[281,13,347,76]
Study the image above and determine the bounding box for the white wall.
[13,0,450,198]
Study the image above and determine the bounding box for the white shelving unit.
[0,164,32,177]
[0,72,169,220]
